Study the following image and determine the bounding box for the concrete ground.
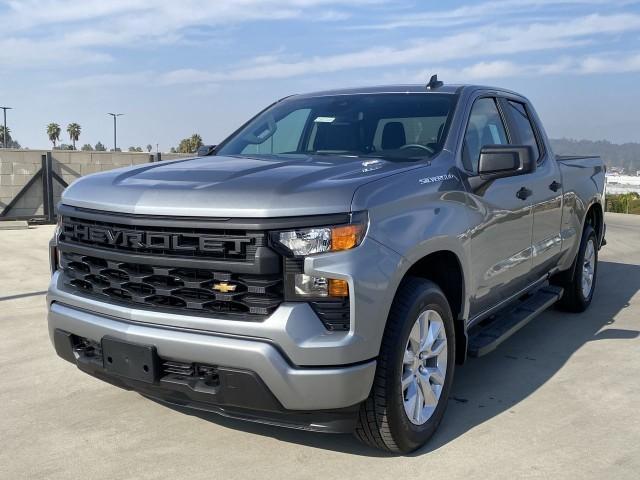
[1,213,638,479]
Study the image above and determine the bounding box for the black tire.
[556,223,598,312]
[354,278,456,453]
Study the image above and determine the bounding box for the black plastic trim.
[53,328,359,433]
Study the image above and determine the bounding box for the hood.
[61,154,427,217]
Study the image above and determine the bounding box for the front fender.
[352,159,473,322]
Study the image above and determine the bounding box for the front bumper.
[47,231,404,430]
[48,301,376,430]
[48,232,401,367]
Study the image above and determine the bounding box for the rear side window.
[462,97,509,173]
[506,101,541,161]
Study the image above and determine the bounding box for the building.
[606,174,640,195]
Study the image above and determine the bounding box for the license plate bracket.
[101,337,158,383]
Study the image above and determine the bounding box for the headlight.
[273,212,367,257]
[275,212,366,301]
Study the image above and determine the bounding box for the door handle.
[549,180,562,192]
[516,187,533,200]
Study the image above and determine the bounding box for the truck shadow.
[155,260,639,457]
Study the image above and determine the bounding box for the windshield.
[216,93,455,161]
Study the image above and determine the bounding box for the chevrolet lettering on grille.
[63,222,251,255]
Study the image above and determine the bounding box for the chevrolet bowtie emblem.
[212,282,237,293]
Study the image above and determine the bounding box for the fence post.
[41,152,55,224]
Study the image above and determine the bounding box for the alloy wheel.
[401,309,448,425]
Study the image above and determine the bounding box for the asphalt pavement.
[1,213,638,479]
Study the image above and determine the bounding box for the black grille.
[309,300,350,331]
[162,361,195,376]
[161,360,219,385]
[60,215,264,261]
[60,251,283,319]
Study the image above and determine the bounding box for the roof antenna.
[426,74,443,90]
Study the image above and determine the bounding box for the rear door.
[500,98,563,280]
[461,96,535,316]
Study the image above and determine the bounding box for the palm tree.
[47,123,61,148]
[66,123,81,150]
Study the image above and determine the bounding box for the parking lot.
[1,212,638,479]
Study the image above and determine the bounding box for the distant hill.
[550,138,640,174]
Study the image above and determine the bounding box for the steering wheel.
[400,144,435,154]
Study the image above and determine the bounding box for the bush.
[606,193,640,214]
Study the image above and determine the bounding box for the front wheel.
[354,278,455,453]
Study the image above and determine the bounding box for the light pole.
[107,113,123,151]
[1,106,12,149]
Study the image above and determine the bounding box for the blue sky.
[1,0,640,150]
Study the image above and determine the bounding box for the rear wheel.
[557,223,598,312]
[354,278,455,453]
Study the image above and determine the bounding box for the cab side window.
[462,98,508,173]
[506,100,541,162]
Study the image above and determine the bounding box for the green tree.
[177,138,191,153]
[0,125,10,146]
[94,141,106,151]
[55,143,74,150]
[66,123,81,150]
[190,133,203,151]
[146,144,153,152]
[128,146,143,152]
[0,126,20,148]
[81,144,94,151]
[47,123,61,148]
[176,133,204,153]
[607,193,640,214]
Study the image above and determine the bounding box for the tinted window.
[372,116,447,152]
[462,98,508,173]
[507,101,540,161]
[218,94,454,161]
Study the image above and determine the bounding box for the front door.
[461,96,535,317]
[500,99,563,280]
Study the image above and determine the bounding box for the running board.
[467,285,564,358]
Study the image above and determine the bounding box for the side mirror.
[197,145,217,156]
[478,145,535,178]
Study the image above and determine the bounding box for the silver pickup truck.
[48,79,605,453]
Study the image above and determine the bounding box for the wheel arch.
[553,198,604,287]
[585,200,604,247]
[395,249,468,364]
